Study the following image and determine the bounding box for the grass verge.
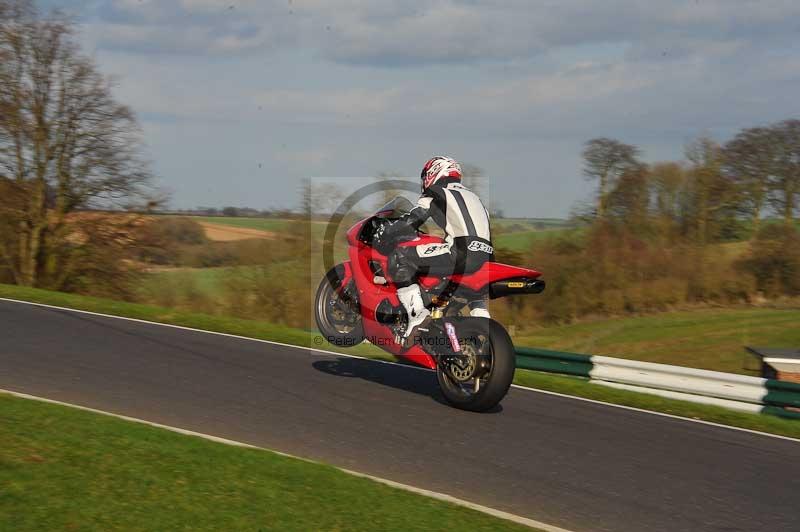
[0,394,533,532]
[515,307,800,375]
[1,283,798,439]
[493,229,566,252]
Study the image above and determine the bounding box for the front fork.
[425,317,492,387]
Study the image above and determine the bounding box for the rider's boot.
[468,300,491,318]
[397,284,431,345]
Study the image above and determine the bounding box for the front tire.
[436,318,515,412]
[314,265,364,348]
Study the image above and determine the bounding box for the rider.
[386,156,494,341]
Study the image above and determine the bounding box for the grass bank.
[0,394,533,532]
[516,307,800,375]
[1,283,798,438]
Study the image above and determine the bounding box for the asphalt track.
[2,299,800,532]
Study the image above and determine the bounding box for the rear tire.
[314,265,364,348]
[436,318,515,412]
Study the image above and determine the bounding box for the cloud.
[96,37,800,142]
[78,0,300,55]
[254,87,402,123]
[274,146,336,167]
[68,1,800,67]
[49,0,800,217]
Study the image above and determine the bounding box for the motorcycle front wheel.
[314,266,364,348]
[436,317,516,412]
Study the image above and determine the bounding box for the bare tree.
[299,178,344,217]
[582,138,641,219]
[372,171,406,210]
[0,1,154,288]
[460,162,485,194]
[0,0,24,21]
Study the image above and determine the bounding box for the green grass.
[515,308,800,375]
[153,267,231,291]
[492,218,571,231]
[1,283,798,438]
[0,394,532,532]
[491,218,574,253]
[141,267,241,298]
[494,229,565,252]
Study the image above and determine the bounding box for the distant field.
[190,216,294,232]
[188,216,331,240]
[494,229,568,252]
[493,218,572,230]
[491,218,574,252]
[181,215,574,250]
[515,307,800,375]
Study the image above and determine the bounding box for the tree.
[650,162,687,240]
[684,136,742,245]
[299,178,343,218]
[0,1,154,288]
[461,162,485,195]
[723,126,779,234]
[582,138,641,219]
[769,119,800,226]
[0,0,22,21]
[605,163,650,230]
[738,224,800,296]
[373,171,404,210]
[682,137,745,298]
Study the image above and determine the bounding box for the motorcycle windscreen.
[374,196,414,219]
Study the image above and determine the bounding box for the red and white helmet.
[420,156,462,191]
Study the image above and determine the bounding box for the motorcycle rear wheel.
[314,266,364,348]
[436,317,515,412]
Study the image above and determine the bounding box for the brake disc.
[447,343,478,382]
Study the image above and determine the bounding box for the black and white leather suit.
[386,178,494,288]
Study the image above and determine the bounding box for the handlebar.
[359,216,417,254]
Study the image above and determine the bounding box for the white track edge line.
[508,383,800,443]
[0,388,571,532]
[2,296,798,444]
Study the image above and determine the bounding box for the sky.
[39,0,800,217]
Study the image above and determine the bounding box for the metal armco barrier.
[515,347,800,419]
[515,347,593,377]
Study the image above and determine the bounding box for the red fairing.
[347,220,366,247]
[337,261,353,293]
[448,262,541,292]
[396,234,446,248]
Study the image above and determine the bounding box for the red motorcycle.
[314,197,545,412]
